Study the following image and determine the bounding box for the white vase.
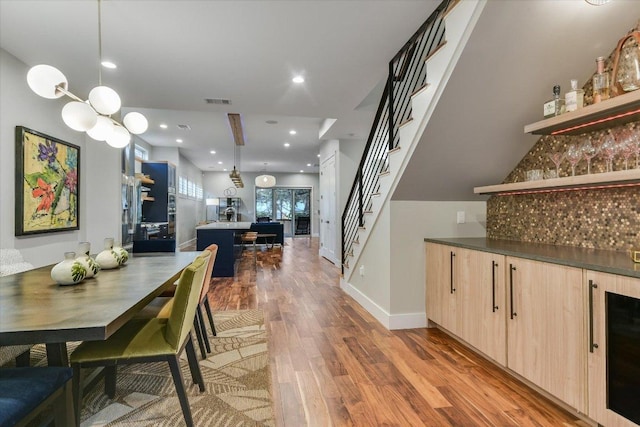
[95,237,120,270]
[75,241,100,278]
[51,252,86,285]
[113,242,129,266]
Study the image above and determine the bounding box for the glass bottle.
[543,85,564,118]
[565,79,584,112]
[593,56,610,103]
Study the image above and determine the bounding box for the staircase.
[341,0,486,283]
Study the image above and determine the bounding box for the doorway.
[255,187,312,237]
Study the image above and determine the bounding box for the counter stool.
[241,231,258,267]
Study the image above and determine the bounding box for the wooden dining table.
[0,251,198,366]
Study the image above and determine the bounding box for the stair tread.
[424,40,448,63]
[442,0,461,19]
[399,117,414,128]
[388,146,401,155]
[411,83,430,98]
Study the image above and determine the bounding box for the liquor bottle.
[543,85,565,118]
[592,56,610,103]
[565,79,584,112]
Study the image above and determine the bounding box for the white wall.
[1,48,121,267]
[177,154,205,246]
[390,201,486,320]
[202,171,320,233]
[341,198,486,330]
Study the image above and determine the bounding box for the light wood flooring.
[201,238,588,426]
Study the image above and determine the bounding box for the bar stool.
[241,231,258,267]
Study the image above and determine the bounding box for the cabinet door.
[587,271,640,427]
[456,248,506,366]
[425,242,456,332]
[506,257,586,413]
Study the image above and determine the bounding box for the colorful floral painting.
[15,126,80,235]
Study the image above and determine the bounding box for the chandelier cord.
[97,0,103,86]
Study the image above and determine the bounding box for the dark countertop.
[424,237,640,280]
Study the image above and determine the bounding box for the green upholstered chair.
[143,244,219,359]
[70,252,210,427]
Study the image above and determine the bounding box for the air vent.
[205,98,232,105]
[177,124,191,130]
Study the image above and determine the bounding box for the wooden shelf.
[135,173,155,185]
[474,169,640,195]
[141,196,155,202]
[524,89,640,136]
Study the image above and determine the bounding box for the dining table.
[0,251,198,366]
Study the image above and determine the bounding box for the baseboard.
[178,238,196,249]
[340,279,427,330]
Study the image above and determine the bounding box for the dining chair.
[0,366,75,427]
[69,253,209,427]
[0,249,35,368]
[241,231,258,268]
[143,244,219,359]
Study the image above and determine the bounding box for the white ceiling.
[0,0,441,173]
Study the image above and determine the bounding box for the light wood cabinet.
[506,256,586,413]
[456,248,506,366]
[587,270,640,427]
[426,243,506,365]
[425,242,457,332]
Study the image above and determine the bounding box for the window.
[255,187,311,237]
[179,176,188,195]
[134,145,148,160]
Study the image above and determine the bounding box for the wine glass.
[632,129,640,169]
[581,139,598,174]
[547,152,565,177]
[566,144,582,176]
[600,131,618,172]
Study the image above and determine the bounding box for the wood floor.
[203,238,588,426]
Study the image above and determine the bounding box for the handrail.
[341,0,452,273]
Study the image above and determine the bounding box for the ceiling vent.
[205,98,232,105]
[177,124,191,130]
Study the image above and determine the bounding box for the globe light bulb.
[106,125,130,148]
[123,112,148,134]
[61,101,98,132]
[87,115,115,141]
[27,64,68,99]
[89,86,121,115]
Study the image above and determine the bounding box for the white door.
[319,153,337,264]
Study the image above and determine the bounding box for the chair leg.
[185,334,205,392]
[167,356,194,427]
[204,298,217,336]
[72,364,83,426]
[104,365,117,398]
[54,380,76,427]
[197,305,211,353]
[192,314,207,359]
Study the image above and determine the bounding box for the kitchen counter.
[196,222,252,229]
[424,237,640,279]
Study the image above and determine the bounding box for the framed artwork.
[15,126,80,236]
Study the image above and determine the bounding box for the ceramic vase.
[95,238,120,270]
[75,241,100,278]
[113,241,129,266]
[51,252,86,285]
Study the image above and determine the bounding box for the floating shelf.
[141,196,155,202]
[524,89,640,136]
[135,173,155,185]
[474,169,640,195]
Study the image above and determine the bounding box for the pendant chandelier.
[255,163,276,188]
[26,0,147,148]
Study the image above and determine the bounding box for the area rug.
[29,309,274,427]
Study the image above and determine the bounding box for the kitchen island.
[197,222,252,277]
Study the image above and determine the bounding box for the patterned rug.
[28,310,274,426]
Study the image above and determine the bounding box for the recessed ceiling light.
[307,163,312,167]
[223,168,228,171]
[159,123,168,129]
[218,161,223,164]
[289,130,297,135]
[284,143,290,147]
[101,61,117,69]
[210,150,216,154]
[317,154,320,157]
[266,120,278,125]
[299,170,304,173]
[292,76,304,84]
[176,139,183,143]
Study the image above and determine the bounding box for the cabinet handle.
[589,280,599,353]
[509,264,517,319]
[492,260,499,312]
[450,251,456,294]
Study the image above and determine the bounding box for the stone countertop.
[196,222,252,230]
[424,237,640,279]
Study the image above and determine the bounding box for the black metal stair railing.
[341,0,453,273]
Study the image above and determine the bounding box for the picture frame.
[15,126,80,236]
